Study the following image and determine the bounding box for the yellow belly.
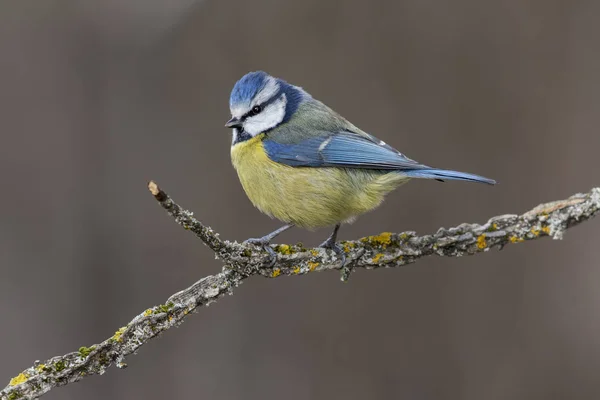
[230,134,409,229]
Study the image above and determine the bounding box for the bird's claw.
[318,238,346,266]
[243,237,277,267]
[319,238,353,281]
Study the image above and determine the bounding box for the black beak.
[225,117,242,129]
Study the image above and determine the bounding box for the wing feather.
[263,131,428,170]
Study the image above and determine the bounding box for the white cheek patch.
[243,94,287,136]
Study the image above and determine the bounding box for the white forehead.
[230,76,280,119]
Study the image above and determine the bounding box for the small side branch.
[2,184,598,400]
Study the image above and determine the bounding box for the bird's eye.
[251,105,262,115]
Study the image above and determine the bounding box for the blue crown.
[230,71,269,107]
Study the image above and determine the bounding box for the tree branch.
[3,183,599,400]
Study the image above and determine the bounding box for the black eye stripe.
[243,89,284,120]
[245,105,262,118]
[242,106,260,120]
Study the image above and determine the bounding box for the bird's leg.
[244,224,294,264]
[246,224,294,244]
[318,223,346,266]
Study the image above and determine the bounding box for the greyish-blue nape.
[230,71,269,107]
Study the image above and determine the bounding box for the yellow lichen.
[541,226,551,235]
[510,236,524,243]
[78,346,96,358]
[271,268,281,278]
[530,227,541,236]
[35,364,47,373]
[308,261,319,271]
[310,249,319,257]
[113,326,127,342]
[9,373,28,386]
[292,266,301,274]
[143,309,152,317]
[276,244,293,255]
[53,360,66,372]
[342,242,355,253]
[476,234,487,249]
[372,253,384,263]
[361,232,393,247]
[156,302,174,313]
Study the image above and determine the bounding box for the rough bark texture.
[2,183,598,400]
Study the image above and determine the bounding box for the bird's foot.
[319,238,353,281]
[318,237,347,266]
[243,237,277,267]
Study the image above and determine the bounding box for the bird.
[226,71,495,263]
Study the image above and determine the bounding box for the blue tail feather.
[402,168,496,185]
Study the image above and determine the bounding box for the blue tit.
[226,71,495,261]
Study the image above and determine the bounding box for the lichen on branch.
[2,184,598,400]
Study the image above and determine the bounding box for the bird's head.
[226,71,308,143]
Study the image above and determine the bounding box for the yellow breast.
[230,134,409,228]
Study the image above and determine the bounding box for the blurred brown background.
[1,1,599,399]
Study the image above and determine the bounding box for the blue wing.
[263,131,496,185]
[263,131,427,170]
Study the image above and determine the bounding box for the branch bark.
[2,183,599,400]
